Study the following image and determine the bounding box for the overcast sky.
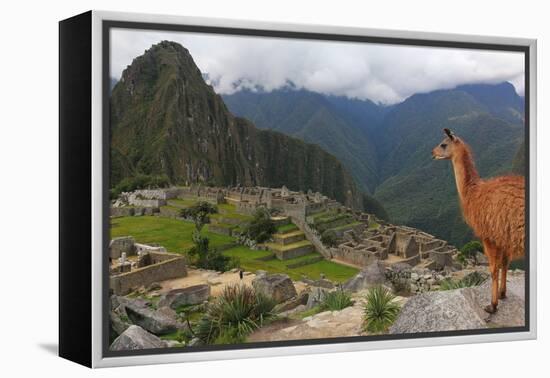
[110,28,524,105]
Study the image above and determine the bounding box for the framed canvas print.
[59,10,537,368]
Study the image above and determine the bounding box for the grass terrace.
[222,246,358,282]
[276,223,299,233]
[166,198,198,208]
[110,216,234,253]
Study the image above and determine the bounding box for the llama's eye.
[440,143,447,148]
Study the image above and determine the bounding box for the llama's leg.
[499,254,510,299]
[483,240,499,314]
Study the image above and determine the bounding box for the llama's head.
[432,128,461,160]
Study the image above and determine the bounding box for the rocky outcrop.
[252,273,297,303]
[343,261,386,292]
[305,287,329,309]
[125,304,183,335]
[390,272,525,334]
[110,325,167,351]
[158,284,211,309]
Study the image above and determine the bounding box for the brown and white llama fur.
[432,128,524,313]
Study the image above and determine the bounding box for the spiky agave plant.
[363,286,400,333]
[195,284,276,344]
[320,289,353,311]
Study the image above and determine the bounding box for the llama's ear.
[444,128,455,140]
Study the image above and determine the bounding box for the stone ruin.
[109,236,187,295]
[330,224,457,271]
[109,184,458,271]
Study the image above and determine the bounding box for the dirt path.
[157,269,307,297]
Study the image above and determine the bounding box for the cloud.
[110,28,525,105]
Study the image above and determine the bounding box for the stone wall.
[128,198,166,208]
[110,254,187,295]
[331,244,380,266]
[110,236,136,259]
[159,206,181,218]
[111,207,135,218]
[291,216,333,259]
[134,243,167,255]
[131,188,181,200]
[236,201,265,215]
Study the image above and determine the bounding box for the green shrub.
[188,231,232,272]
[321,230,339,247]
[458,240,483,265]
[244,208,276,243]
[439,271,488,291]
[320,289,353,311]
[363,286,400,333]
[195,285,276,344]
[110,174,170,199]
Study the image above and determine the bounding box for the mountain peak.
[455,81,524,124]
[110,42,369,212]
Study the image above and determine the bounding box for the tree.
[183,202,233,271]
[188,232,232,271]
[244,208,276,243]
[180,201,218,231]
[321,230,338,247]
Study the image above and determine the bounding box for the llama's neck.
[451,143,480,204]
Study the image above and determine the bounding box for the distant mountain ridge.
[222,89,384,193]
[110,41,386,215]
[224,81,525,246]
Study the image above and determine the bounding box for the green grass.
[211,212,253,222]
[166,198,197,208]
[160,204,181,211]
[264,239,312,252]
[222,246,358,282]
[217,203,237,212]
[276,223,298,233]
[368,220,380,229]
[309,211,336,222]
[275,230,304,239]
[326,221,363,233]
[110,216,235,253]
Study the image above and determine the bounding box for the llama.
[432,128,525,313]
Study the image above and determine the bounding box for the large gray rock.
[110,311,131,336]
[125,304,181,335]
[306,287,329,309]
[390,274,525,334]
[275,290,309,313]
[253,273,297,303]
[110,325,166,351]
[158,284,210,309]
[343,261,386,292]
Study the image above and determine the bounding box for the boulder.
[306,287,329,309]
[252,273,297,303]
[110,311,131,336]
[125,305,181,335]
[158,284,211,309]
[390,274,525,334]
[311,278,335,289]
[343,261,386,292]
[274,290,309,313]
[110,325,166,351]
[110,295,149,312]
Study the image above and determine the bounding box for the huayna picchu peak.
[110,41,385,215]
